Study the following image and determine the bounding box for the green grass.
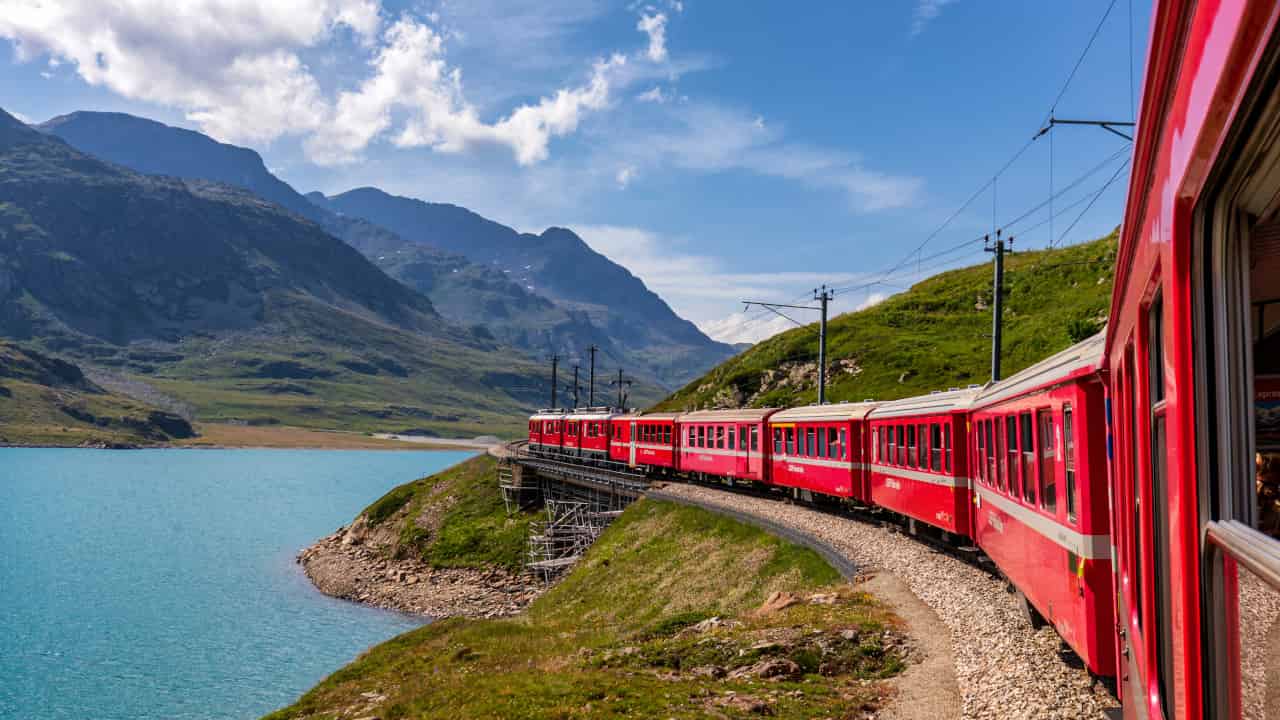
[263,499,900,720]
[655,232,1117,411]
[359,455,536,571]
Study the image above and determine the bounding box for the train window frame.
[817,427,827,458]
[907,425,917,467]
[750,426,759,453]
[976,419,987,484]
[1021,412,1036,505]
[994,418,1005,492]
[930,423,942,472]
[944,424,952,474]
[1145,290,1176,713]
[827,428,839,460]
[774,428,783,454]
[727,425,736,450]
[886,426,896,464]
[1006,416,1019,498]
[839,429,848,461]
[716,426,725,449]
[806,427,816,457]
[1064,405,1077,523]
[786,427,796,455]
[1037,408,1057,514]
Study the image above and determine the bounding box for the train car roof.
[530,411,567,420]
[624,412,683,422]
[974,331,1105,408]
[680,408,779,422]
[564,411,619,421]
[867,387,983,419]
[771,401,881,423]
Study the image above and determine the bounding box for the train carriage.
[562,411,615,459]
[609,413,680,470]
[767,402,879,501]
[678,409,776,483]
[528,411,566,455]
[867,388,977,537]
[969,333,1115,677]
[1106,0,1280,716]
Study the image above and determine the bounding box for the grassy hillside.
[0,340,193,446]
[266,498,903,719]
[656,232,1117,411]
[357,454,535,571]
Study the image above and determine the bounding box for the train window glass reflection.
[1006,416,1019,498]
[908,425,917,466]
[828,428,839,459]
[887,426,896,464]
[931,424,942,472]
[1038,409,1057,513]
[1064,406,1077,523]
[727,426,736,450]
[839,430,848,460]
[751,426,759,452]
[976,422,986,484]
[1021,412,1036,505]
[774,428,782,454]
[786,427,796,455]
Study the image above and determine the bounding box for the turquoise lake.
[0,448,473,720]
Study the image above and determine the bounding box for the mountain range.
[38,111,736,392]
[0,107,546,438]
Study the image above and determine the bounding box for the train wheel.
[1016,590,1047,630]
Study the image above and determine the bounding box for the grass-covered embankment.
[656,232,1117,411]
[271,499,905,719]
[358,454,533,571]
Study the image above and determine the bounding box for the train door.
[734,424,749,478]
[1195,41,1280,718]
[628,421,637,467]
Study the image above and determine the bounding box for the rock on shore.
[298,518,542,619]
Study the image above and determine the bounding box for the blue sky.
[0,1,1150,342]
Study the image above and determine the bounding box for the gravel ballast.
[653,481,1120,720]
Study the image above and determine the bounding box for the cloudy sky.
[0,1,1150,343]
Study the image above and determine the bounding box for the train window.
[786,427,796,455]
[802,428,812,456]
[1064,406,1076,522]
[664,426,671,444]
[1123,347,1144,632]
[944,424,952,473]
[1021,413,1036,504]
[816,427,826,457]
[716,426,725,449]
[1006,416,1019,497]
[907,425,917,466]
[1147,293,1175,710]
[838,429,848,460]
[1037,410,1057,513]
[976,421,986,484]
[727,426,736,450]
[828,428,839,459]
[750,426,759,452]
[930,424,942,472]
[774,428,783,454]
[886,426,895,464]
[698,426,706,447]
[987,420,998,490]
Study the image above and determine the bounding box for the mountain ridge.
[41,110,734,393]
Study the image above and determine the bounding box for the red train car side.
[564,412,614,460]
[609,413,681,470]
[678,409,775,483]
[969,333,1115,677]
[528,411,565,454]
[767,403,878,501]
[867,389,976,537]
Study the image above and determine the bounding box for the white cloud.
[637,85,669,103]
[700,313,795,345]
[613,103,922,212]
[615,165,637,188]
[911,0,958,36]
[0,0,378,145]
[637,12,668,63]
[0,1,626,164]
[574,223,869,331]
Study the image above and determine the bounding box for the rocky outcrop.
[298,520,542,619]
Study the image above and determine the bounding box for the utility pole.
[611,368,633,409]
[741,290,833,405]
[814,284,833,405]
[587,345,599,407]
[984,231,1008,382]
[571,365,581,408]
[548,354,559,408]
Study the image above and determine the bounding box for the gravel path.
[654,481,1119,720]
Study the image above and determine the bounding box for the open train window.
[751,426,759,453]
[1038,409,1057,513]
[1194,33,1280,717]
[1064,405,1077,523]
[1020,413,1036,505]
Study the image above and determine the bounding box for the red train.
[527,1,1280,714]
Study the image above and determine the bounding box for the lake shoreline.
[0,424,504,452]
[297,520,543,619]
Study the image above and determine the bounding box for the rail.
[1204,520,1280,591]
